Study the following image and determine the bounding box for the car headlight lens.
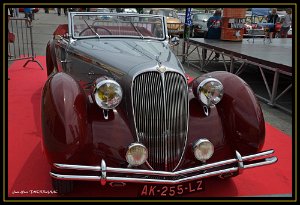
[197,78,223,106]
[94,79,122,109]
[193,139,214,162]
[126,143,148,166]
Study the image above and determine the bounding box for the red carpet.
[7,57,293,198]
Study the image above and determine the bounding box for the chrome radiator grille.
[132,71,188,171]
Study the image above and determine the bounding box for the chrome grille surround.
[131,67,189,171]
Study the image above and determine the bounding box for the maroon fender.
[45,40,57,76]
[178,91,231,169]
[41,72,88,167]
[41,73,137,170]
[192,71,265,156]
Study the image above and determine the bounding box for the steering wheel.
[79,26,112,36]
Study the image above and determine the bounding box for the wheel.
[52,178,74,195]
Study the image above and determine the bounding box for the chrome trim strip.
[51,149,277,184]
[51,167,239,184]
[161,71,168,171]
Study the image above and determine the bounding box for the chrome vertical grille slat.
[132,71,188,171]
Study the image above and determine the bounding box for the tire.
[52,178,74,195]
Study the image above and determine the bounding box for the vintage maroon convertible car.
[42,12,277,196]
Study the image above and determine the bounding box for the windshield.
[193,14,212,21]
[71,12,166,40]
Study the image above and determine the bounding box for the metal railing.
[8,17,44,70]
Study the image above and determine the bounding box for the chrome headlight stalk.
[195,77,224,107]
[93,77,123,110]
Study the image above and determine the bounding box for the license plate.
[139,180,204,197]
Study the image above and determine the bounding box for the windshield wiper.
[83,19,101,39]
[129,20,144,39]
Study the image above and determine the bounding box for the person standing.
[24,8,33,27]
[63,8,68,16]
[280,8,292,38]
[204,9,222,60]
[57,8,61,16]
[265,8,279,41]
[206,9,222,39]
[14,8,19,17]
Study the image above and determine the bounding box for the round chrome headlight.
[126,143,148,166]
[94,79,122,110]
[193,139,214,162]
[197,78,223,106]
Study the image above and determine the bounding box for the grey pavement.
[13,9,293,136]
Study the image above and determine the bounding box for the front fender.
[192,71,265,155]
[46,39,59,76]
[41,72,88,167]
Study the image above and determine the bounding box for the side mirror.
[170,36,180,46]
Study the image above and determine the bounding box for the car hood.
[69,38,184,78]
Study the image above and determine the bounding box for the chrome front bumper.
[50,150,277,185]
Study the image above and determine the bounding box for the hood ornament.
[157,65,166,73]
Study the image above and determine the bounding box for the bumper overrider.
[50,150,277,186]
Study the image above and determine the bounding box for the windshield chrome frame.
[68,12,167,41]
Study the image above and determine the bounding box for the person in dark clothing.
[57,8,61,16]
[204,9,222,60]
[24,8,33,27]
[63,8,68,16]
[206,9,222,39]
[265,8,279,41]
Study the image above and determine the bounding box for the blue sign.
[252,8,270,16]
[185,8,192,26]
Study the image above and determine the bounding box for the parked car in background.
[191,13,213,37]
[19,8,39,13]
[149,8,184,37]
[43,11,277,195]
[177,12,186,24]
[123,8,138,13]
[89,8,111,12]
[287,27,292,38]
